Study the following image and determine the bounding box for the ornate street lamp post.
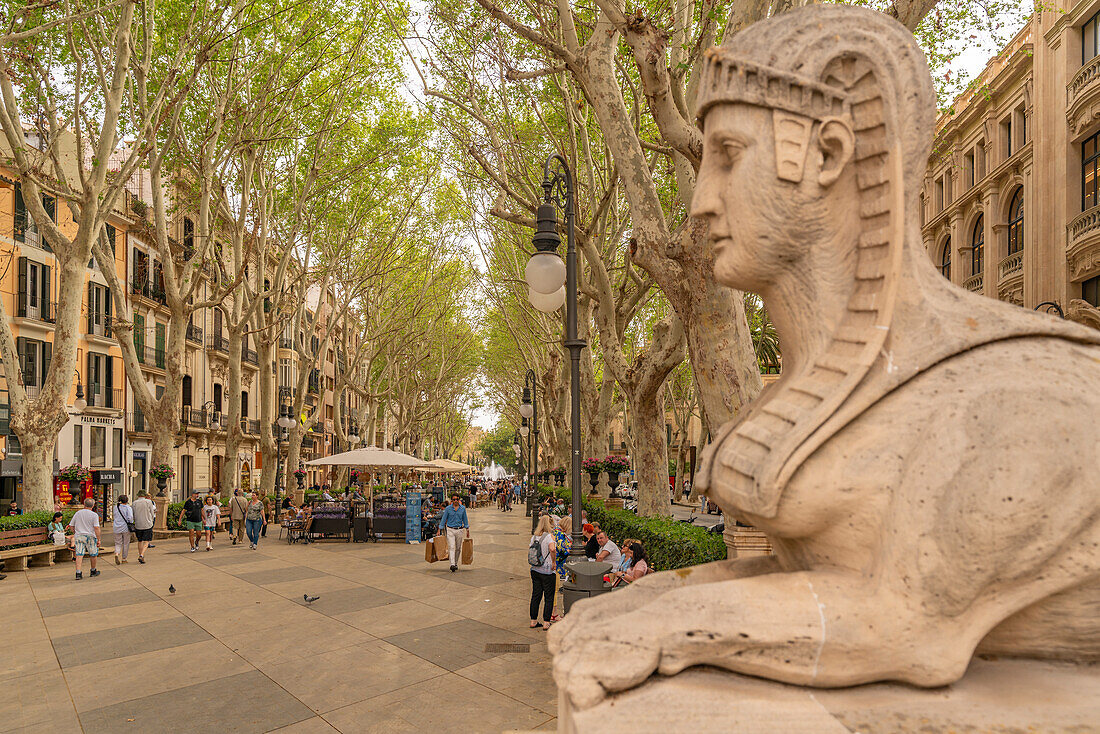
[520,371,539,530]
[526,154,585,557]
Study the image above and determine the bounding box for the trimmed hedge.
[537,485,725,571]
[0,510,78,549]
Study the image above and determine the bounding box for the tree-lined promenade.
[0,0,1028,515]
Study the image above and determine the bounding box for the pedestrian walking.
[261,496,271,537]
[201,495,220,551]
[113,495,134,565]
[178,490,204,552]
[132,490,155,564]
[529,515,557,629]
[229,489,248,545]
[437,494,469,572]
[245,491,266,549]
[67,498,101,580]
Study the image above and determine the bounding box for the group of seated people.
[550,513,650,585]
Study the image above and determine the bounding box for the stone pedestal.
[153,496,168,530]
[293,488,305,506]
[557,659,1099,733]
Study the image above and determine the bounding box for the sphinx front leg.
[550,570,980,710]
[551,554,782,649]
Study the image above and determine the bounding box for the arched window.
[971,215,984,276]
[1007,188,1023,255]
[939,237,951,280]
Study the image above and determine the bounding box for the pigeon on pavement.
[303,594,320,605]
[169,584,176,595]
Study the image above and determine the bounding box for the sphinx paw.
[552,632,661,709]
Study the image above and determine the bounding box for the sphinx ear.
[816,117,855,187]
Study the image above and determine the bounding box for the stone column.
[984,185,1000,299]
[949,210,964,287]
[153,495,168,531]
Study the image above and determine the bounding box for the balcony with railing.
[130,275,167,306]
[242,348,259,367]
[307,370,320,394]
[963,273,984,293]
[18,298,57,325]
[138,345,166,370]
[85,386,121,410]
[279,337,294,350]
[127,410,149,434]
[87,312,111,339]
[12,210,51,251]
[185,323,203,345]
[207,335,230,355]
[998,251,1023,281]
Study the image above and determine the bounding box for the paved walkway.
[2,506,556,733]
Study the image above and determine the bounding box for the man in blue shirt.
[438,494,469,572]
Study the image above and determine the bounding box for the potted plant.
[59,463,91,482]
[552,467,566,486]
[581,458,602,490]
[603,455,630,494]
[149,463,175,496]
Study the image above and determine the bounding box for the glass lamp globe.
[74,396,87,411]
[525,252,566,295]
[520,425,529,438]
[519,402,533,419]
[528,286,565,313]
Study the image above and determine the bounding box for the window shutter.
[104,288,112,338]
[16,258,27,317]
[16,338,28,385]
[106,356,114,408]
[106,224,116,257]
[87,351,94,407]
[131,249,140,289]
[213,308,221,338]
[13,184,25,241]
[87,282,95,334]
[134,313,144,357]
[41,341,51,387]
[40,263,50,321]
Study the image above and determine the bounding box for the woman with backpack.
[528,515,557,629]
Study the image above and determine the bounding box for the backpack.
[528,536,546,568]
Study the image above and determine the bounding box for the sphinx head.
[689,7,936,296]
[691,102,857,293]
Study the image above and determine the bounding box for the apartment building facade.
[0,163,357,508]
[922,1,1100,313]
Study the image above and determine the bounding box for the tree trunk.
[258,341,277,497]
[20,435,57,511]
[631,387,671,517]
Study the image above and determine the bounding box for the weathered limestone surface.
[558,660,1100,733]
[550,4,1100,720]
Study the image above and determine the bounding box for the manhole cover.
[485,643,530,653]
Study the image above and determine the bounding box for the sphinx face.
[692,102,848,294]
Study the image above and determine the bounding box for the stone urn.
[156,474,168,497]
[607,471,621,495]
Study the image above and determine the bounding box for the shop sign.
[93,470,121,483]
[1,458,22,477]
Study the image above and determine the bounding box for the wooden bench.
[0,527,74,570]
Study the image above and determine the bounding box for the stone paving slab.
[383,618,538,673]
[38,586,156,617]
[51,615,212,668]
[78,670,314,733]
[10,506,557,733]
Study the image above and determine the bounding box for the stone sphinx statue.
[550,5,1100,711]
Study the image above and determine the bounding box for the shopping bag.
[432,534,449,561]
[461,536,473,565]
[424,539,438,563]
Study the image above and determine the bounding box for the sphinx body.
[549,5,1100,710]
